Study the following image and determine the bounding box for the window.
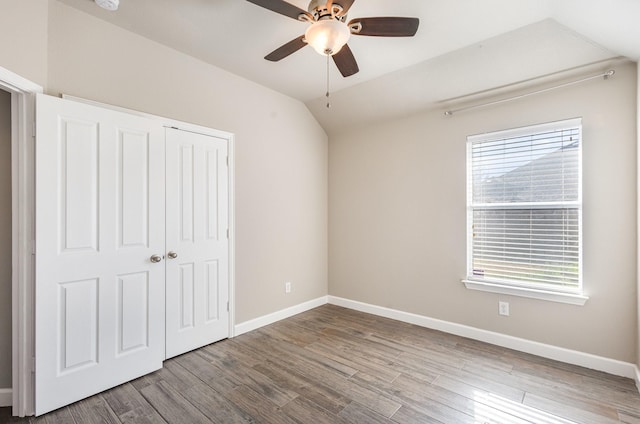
[464,119,585,303]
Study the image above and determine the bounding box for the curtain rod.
[444,69,615,116]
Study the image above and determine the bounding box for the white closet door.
[165,128,229,359]
[35,94,166,415]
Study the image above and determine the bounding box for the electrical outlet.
[499,301,510,316]
[285,282,291,294]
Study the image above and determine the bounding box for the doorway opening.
[0,67,42,417]
[0,89,12,408]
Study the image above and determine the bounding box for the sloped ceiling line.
[56,0,639,135]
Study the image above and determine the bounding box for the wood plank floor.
[2,304,640,423]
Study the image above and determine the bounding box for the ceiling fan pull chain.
[326,53,331,109]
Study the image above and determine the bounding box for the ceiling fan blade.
[332,44,359,77]
[349,17,419,37]
[265,35,307,61]
[326,0,355,16]
[246,0,313,21]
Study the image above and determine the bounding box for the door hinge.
[226,156,229,167]
[226,228,229,239]
[31,357,36,372]
[32,121,36,138]
[227,301,229,312]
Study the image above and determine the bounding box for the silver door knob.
[167,251,178,259]
[150,254,162,263]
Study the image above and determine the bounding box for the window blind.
[467,119,582,292]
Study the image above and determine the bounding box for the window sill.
[462,279,589,306]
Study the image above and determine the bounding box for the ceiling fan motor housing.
[307,0,345,21]
[308,0,327,13]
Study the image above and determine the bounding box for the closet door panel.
[59,118,99,252]
[117,271,150,354]
[117,130,151,249]
[35,94,166,415]
[165,127,229,359]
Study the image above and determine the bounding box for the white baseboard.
[234,296,328,337]
[328,296,637,380]
[0,388,11,407]
[230,294,638,383]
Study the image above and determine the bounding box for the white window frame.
[462,118,588,305]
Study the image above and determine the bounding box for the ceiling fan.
[246,0,420,78]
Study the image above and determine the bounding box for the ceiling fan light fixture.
[304,19,351,56]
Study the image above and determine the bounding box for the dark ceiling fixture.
[246,0,420,78]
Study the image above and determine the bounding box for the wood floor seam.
[2,304,639,423]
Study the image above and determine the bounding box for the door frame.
[0,66,42,417]
[0,70,235,416]
[62,95,237,339]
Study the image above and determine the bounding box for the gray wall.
[0,0,328,387]
[329,62,638,363]
[0,0,48,86]
[0,0,48,394]
[46,1,329,324]
[0,89,11,388]
[0,0,636,393]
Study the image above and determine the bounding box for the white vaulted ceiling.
[57,0,639,135]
